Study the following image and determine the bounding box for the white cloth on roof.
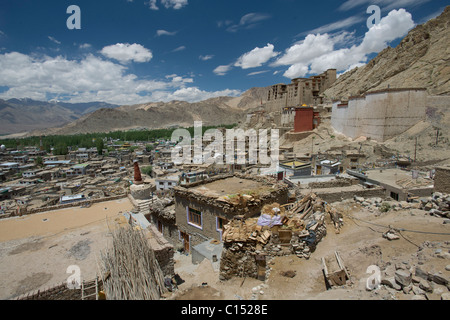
[257,214,283,227]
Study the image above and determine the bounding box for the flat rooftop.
[364,168,433,189]
[189,176,268,198]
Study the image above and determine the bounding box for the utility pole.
[414,137,417,162]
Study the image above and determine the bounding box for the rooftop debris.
[219,193,343,280]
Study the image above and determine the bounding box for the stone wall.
[331,88,428,142]
[16,282,82,300]
[309,186,386,203]
[308,177,357,189]
[434,166,450,194]
[147,224,175,277]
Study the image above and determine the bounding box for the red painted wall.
[294,108,314,132]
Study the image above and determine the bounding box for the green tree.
[35,156,43,166]
[54,143,68,155]
[141,166,152,176]
[96,139,104,155]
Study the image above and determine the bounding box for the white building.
[155,174,179,191]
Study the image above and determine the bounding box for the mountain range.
[0,99,118,135]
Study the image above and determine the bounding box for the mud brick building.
[173,174,289,252]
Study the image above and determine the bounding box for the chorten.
[133,161,143,185]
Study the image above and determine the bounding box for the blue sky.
[0,0,446,105]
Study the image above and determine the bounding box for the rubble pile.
[373,241,450,300]
[353,196,419,212]
[418,192,450,219]
[219,193,342,280]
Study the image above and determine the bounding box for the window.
[390,191,399,201]
[187,207,202,228]
[216,217,229,231]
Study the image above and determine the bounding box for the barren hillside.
[324,6,450,100]
[28,87,269,136]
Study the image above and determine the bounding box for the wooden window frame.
[187,207,202,229]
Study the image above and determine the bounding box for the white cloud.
[217,20,233,28]
[165,74,194,83]
[213,64,232,76]
[338,0,431,11]
[156,29,177,36]
[234,43,279,69]
[148,0,188,10]
[78,43,92,49]
[48,36,61,45]
[358,8,415,53]
[273,34,335,67]
[226,13,271,32]
[0,51,238,105]
[247,70,269,76]
[151,87,241,102]
[199,54,214,61]
[299,16,365,36]
[146,0,159,10]
[161,0,188,9]
[274,9,414,78]
[100,43,153,63]
[172,45,186,52]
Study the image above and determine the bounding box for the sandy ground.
[0,198,133,300]
[170,202,450,300]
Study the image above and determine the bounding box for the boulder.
[429,273,448,286]
[395,269,412,287]
[381,277,402,291]
[412,285,425,295]
[419,279,433,293]
[414,267,429,280]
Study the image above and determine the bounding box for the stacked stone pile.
[353,196,418,212]
[366,240,450,300]
[418,192,450,219]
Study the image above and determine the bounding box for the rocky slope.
[324,6,450,100]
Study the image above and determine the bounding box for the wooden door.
[180,231,190,253]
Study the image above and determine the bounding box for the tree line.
[0,124,237,155]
